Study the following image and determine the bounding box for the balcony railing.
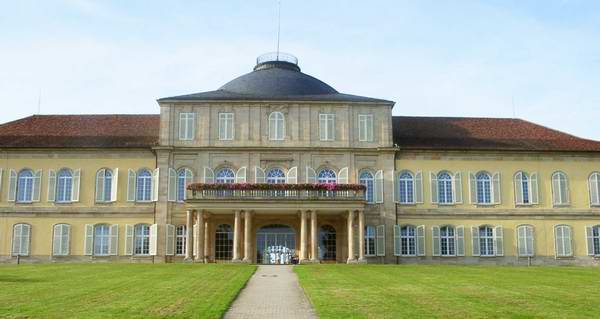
[186,183,366,201]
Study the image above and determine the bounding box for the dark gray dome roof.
[218,61,338,96]
[158,53,394,104]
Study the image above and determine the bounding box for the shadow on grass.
[0,276,44,283]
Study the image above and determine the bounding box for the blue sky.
[1,0,599,139]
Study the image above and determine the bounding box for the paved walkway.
[224,265,318,319]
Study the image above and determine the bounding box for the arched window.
[134,224,150,255]
[56,168,73,203]
[554,224,572,257]
[514,171,530,205]
[516,225,534,257]
[398,171,414,204]
[136,169,152,201]
[177,168,193,202]
[359,171,374,203]
[552,171,570,205]
[266,168,286,184]
[476,172,492,204]
[52,224,70,256]
[216,168,235,184]
[400,225,416,256]
[317,168,337,184]
[479,226,494,256]
[93,224,110,256]
[12,223,31,256]
[588,172,600,206]
[440,225,455,256]
[268,112,285,140]
[17,169,34,203]
[437,172,453,204]
[215,224,233,260]
[364,225,376,256]
[175,225,187,255]
[96,168,113,202]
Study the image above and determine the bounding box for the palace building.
[1,53,600,265]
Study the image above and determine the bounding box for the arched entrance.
[256,224,296,264]
[319,225,336,262]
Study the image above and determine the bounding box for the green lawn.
[0,263,255,319]
[295,264,600,319]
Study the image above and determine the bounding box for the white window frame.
[218,112,234,140]
[516,224,534,257]
[179,112,196,141]
[552,171,570,206]
[437,171,454,204]
[268,112,285,141]
[175,225,187,256]
[400,225,417,256]
[134,224,151,256]
[358,114,373,142]
[364,225,376,256]
[136,169,153,202]
[16,169,35,203]
[440,225,456,257]
[479,225,495,256]
[12,223,31,256]
[52,223,70,256]
[475,171,492,204]
[554,224,573,257]
[398,171,415,204]
[588,172,600,207]
[319,113,335,141]
[93,224,110,256]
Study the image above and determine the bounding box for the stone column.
[347,210,356,263]
[310,210,319,262]
[204,219,210,262]
[184,210,194,261]
[243,211,253,263]
[358,209,366,262]
[232,210,242,262]
[300,210,308,262]
[195,210,205,263]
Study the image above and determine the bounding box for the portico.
[183,186,366,264]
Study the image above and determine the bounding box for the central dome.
[219,52,338,96]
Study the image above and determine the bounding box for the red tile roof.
[0,115,159,148]
[393,116,600,152]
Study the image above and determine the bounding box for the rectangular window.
[319,113,335,141]
[364,226,376,256]
[219,113,234,140]
[179,113,195,140]
[358,114,373,142]
[176,225,186,255]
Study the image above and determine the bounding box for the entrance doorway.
[319,225,336,262]
[256,224,296,264]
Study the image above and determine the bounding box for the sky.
[1,0,599,140]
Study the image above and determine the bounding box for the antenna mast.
[276,0,281,60]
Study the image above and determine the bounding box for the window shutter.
[95,170,105,202]
[286,167,297,184]
[127,169,136,202]
[432,225,441,257]
[0,168,3,198]
[111,168,119,202]
[492,172,501,205]
[255,167,265,183]
[552,174,561,206]
[456,225,465,256]
[453,172,463,204]
[415,171,423,203]
[8,169,17,202]
[374,170,384,203]
[168,168,177,202]
[430,172,438,204]
[376,225,385,256]
[53,224,62,256]
[530,172,539,204]
[235,167,246,183]
[494,225,503,256]
[586,226,594,256]
[71,169,81,202]
[392,170,398,203]
[203,167,214,184]
[514,172,523,205]
[416,225,425,256]
[12,225,21,256]
[589,173,600,206]
[554,225,563,257]
[471,226,480,256]
[564,226,573,256]
[149,224,158,256]
[125,224,134,255]
[166,224,175,256]
[305,167,316,184]
[151,168,160,202]
[469,172,477,204]
[84,224,94,256]
[32,169,42,202]
[109,224,119,256]
[337,167,348,184]
[22,224,31,256]
[517,226,527,257]
[47,169,56,202]
[393,225,401,256]
[563,175,570,204]
[526,225,534,257]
